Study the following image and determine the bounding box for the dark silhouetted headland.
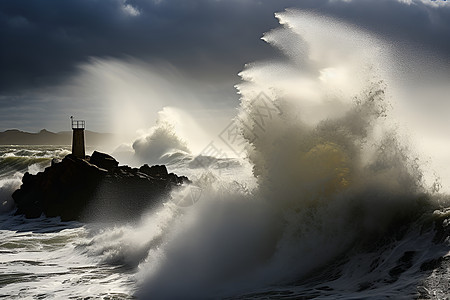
[0,129,114,145]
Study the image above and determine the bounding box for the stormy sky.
[1,0,449,133]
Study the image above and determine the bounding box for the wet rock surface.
[12,152,189,221]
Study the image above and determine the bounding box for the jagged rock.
[12,152,190,222]
[139,164,168,177]
[51,158,61,166]
[89,151,119,171]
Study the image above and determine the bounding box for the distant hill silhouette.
[0,129,114,145]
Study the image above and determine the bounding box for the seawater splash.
[111,107,198,167]
[132,120,190,165]
[85,10,449,299]
[0,146,71,213]
[233,12,450,294]
[237,9,428,215]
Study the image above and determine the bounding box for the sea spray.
[0,176,22,213]
[132,120,190,165]
[131,10,450,299]
[0,146,70,213]
[111,107,193,167]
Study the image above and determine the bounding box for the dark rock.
[12,152,189,222]
[89,151,119,171]
[139,164,168,177]
[51,158,61,166]
[22,172,33,185]
[420,257,444,272]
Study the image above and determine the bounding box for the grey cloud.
[1,0,450,131]
[0,0,283,93]
[1,0,449,93]
[314,0,450,58]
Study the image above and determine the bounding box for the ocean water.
[0,143,449,299]
[0,146,254,299]
[1,9,450,300]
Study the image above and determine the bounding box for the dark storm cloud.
[310,0,450,61]
[0,0,449,113]
[0,0,285,93]
[1,0,450,92]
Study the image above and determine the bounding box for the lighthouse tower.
[71,116,85,159]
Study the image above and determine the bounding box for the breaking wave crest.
[0,146,70,213]
[132,121,191,165]
[96,10,449,299]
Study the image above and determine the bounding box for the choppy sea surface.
[0,146,134,299]
[0,146,449,299]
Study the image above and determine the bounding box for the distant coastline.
[0,129,114,146]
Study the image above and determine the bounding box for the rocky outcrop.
[89,151,119,171]
[12,152,190,221]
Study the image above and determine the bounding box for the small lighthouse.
[71,116,85,159]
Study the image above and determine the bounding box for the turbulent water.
[1,10,450,300]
